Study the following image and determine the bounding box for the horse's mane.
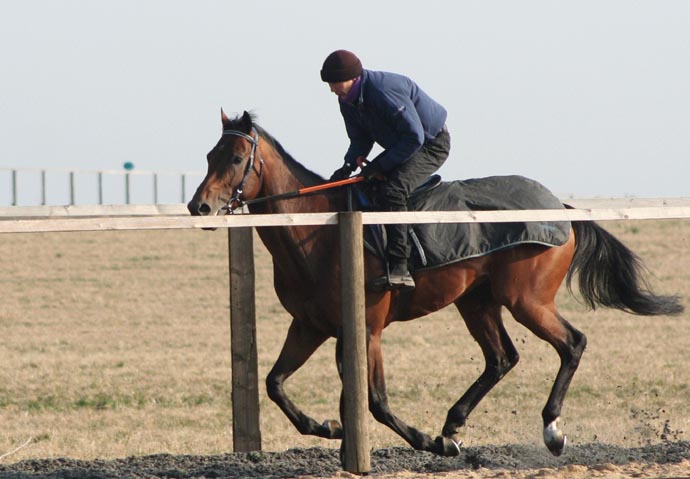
[225,112,325,185]
[257,126,326,185]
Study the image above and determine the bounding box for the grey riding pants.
[379,127,451,262]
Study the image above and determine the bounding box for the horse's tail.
[566,219,684,316]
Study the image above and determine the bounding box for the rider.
[321,49,451,291]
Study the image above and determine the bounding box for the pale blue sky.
[1,0,689,203]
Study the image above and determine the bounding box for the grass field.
[1,219,689,462]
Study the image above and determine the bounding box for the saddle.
[348,175,571,272]
[348,174,442,268]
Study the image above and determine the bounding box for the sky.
[1,1,689,205]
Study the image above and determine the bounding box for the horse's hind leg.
[441,284,520,446]
[488,242,587,455]
[265,318,342,439]
[505,299,586,456]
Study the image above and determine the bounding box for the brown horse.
[188,111,683,457]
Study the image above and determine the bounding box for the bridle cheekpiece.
[221,126,264,213]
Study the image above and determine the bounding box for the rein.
[221,127,265,213]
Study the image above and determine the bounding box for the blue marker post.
[123,162,135,204]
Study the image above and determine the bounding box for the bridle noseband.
[221,127,265,213]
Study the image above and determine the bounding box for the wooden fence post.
[228,227,262,452]
[339,212,371,474]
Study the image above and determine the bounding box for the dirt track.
[2,442,690,479]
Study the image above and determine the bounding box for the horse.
[188,110,683,457]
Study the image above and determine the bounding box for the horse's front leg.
[351,328,454,456]
[266,318,342,439]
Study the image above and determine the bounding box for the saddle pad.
[406,175,570,271]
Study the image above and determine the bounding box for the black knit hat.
[320,50,363,82]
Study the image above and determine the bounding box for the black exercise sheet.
[406,175,571,270]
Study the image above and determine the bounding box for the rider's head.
[321,50,362,98]
[320,50,362,83]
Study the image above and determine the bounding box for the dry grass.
[1,220,689,462]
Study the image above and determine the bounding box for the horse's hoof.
[434,435,462,457]
[322,419,343,439]
[544,419,567,456]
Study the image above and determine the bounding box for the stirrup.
[389,270,415,291]
[367,271,415,292]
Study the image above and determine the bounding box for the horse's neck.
[252,140,339,286]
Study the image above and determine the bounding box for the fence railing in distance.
[1,167,204,206]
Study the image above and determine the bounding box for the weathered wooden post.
[338,211,371,474]
[228,227,262,452]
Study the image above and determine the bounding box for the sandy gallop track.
[1,442,689,479]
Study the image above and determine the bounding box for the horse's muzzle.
[187,200,220,230]
[187,200,211,216]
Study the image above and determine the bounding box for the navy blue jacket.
[339,69,447,172]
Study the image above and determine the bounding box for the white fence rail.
[1,198,690,234]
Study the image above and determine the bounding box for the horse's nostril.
[198,203,212,215]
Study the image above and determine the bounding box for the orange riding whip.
[243,175,365,207]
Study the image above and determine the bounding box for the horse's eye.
[232,155,244,165]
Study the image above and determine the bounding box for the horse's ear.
[221,108,231,127]
[239,110,253,132]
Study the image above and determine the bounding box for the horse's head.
[188,110,264,216]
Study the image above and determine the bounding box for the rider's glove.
[359,162,384,180]
[329,163,355,181]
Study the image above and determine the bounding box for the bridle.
[216,125,363,214]
[220,127,265,213]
